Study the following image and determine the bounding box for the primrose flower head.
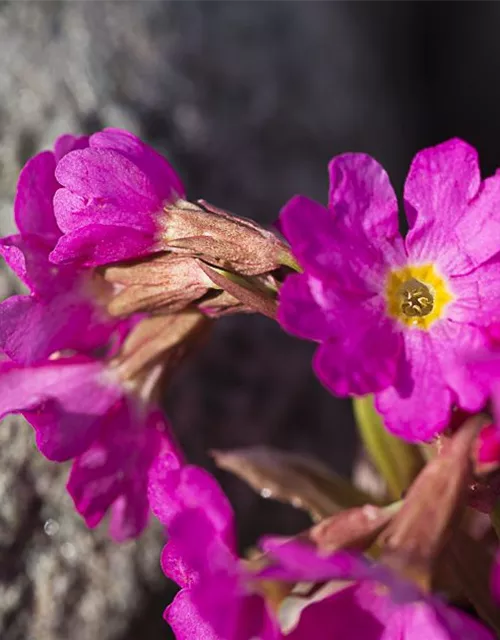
[49,128,290,281]
[279,139,500,441]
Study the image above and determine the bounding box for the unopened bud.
[159,199,295,276]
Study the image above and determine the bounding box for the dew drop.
[260,488,272,499]
[61,542,76,560]
[44,518,59,536]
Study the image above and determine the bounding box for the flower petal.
[0,235,28,285]
[14,150,60,240]
[454,171,500,270]
[287,584,385,640]
[448,257,500,325]
[53,134,89,162]
[259,538,367,583]
[166,590,221,640]
[54,148,159,233]
[404,139,481,273]
[68,406,172,541]
[0,358,122,460]
[432,321,490,413]
[328,153,400,244]
[89,128,185,202]
[278,273,333,342]
[413,600,495,640]
[151,464,235,550]
[50,224,154,266]
[279,195,339,276]
[375,330,452,441]
[307,283,401,396]
[280,158,404,294]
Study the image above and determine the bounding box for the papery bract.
[278,140,500,441]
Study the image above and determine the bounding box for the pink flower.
[0,134,118,363]
[50,128,185,266]
[278,140,500,440]
[0,352,179,541]
[0,135,182,540]
[148,460,280,640]
[260,538,495,640]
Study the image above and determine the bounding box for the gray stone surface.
[0,1,446,638]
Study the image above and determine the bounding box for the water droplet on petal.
[260,488,272,499]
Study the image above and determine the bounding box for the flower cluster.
[0,128,291,540]
[2,130,500,637]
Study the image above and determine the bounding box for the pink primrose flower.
[0,135,181,540]
[49,128,185,266]
[278,139,500,440]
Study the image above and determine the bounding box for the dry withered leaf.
[308,503,397,553]
[113,309,211,387]
[443,527,500,635]
[377,415,487,592]
[212,446,376,521]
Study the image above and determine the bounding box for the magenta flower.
[0,135,182,539]
[49,128,185,266]
[148,460,279,640]
[278,140,500,440]
[260,538,495,640]
[0,353,179,541]
[0,134,118,364]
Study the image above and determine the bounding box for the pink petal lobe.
[14,150,60,240]
[166,590,220,640]
[288,584,384,640]
[54,148,159,233]
[68,406,173,541]
[278,273,333,342]
[455,171,500,270]
[0,358,122,461]
[0,235,28,285]
[148,463,234,550]
[432,321,490,413]
[50,224,153,266]
[90,128,185,202]
[448,257,500,325]
[404,139,480,273]
[307,283,401,396]
[53,133,89,162]
[328,153,400,243]
[375,330,452,441]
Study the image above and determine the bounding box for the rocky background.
[1,2,500,639]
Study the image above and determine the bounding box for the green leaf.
[353,395,425,501]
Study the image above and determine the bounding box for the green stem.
[353,395,425,501]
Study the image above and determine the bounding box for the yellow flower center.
[385,264,453,329]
